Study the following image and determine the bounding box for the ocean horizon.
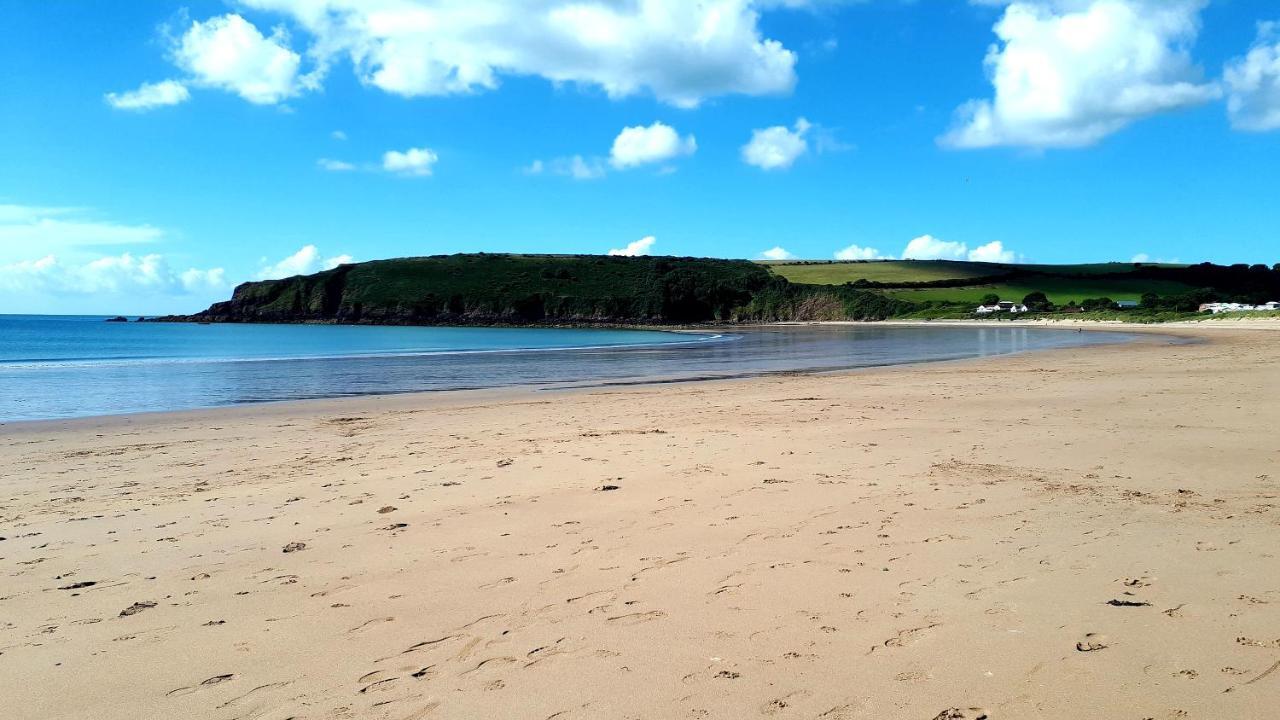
[0,314,1133,422]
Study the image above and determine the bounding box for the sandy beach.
[3,324,1279,720]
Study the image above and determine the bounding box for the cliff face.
[163,254,780,325]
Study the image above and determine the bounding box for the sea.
[0,315,1135,422]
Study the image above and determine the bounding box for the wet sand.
[2,325,1278,719]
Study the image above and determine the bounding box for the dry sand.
[2,325,1279,719]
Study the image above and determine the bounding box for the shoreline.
[3,324,1279,718]
[0,321,1182,431]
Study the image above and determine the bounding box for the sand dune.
[2,326,1278,719]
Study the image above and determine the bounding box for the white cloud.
[0,253,226,295]
[0,204,232,313]
[105,79,190,111]
[531,122,694,181]
[1225,22,1280,132]
[742,118,812,170]
[608,236,657,257]
[256,245,353,280]
[834,244,886,260]
[759,246,797,260]
[609,122,696,169]
[565,156,605,180]
[901,234,969,261]
[0,205,164,261]
[173,14,305,105]
[528,155,606,180]
[317,158,356,171]
[331,129,348,140]
[900,235,1022,263]
[181,267,229,291]
[966,240,1017,263]
[229,0,797,107]
[941,0,1220,149]
[382,147,439,176]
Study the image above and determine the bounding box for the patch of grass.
[762,260,999,285]
[764,260,1199,305]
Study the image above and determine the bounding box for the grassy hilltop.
[160,254,1280,326]
[763,260,1198,304]
[167,254,800,325]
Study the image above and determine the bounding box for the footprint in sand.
[760,690,812,716]
[1076,633,1109,652]
[881,623,940,649]
[167,674,235,697]
[605,610,666,625]
[932,709,990,720]
[118,601,157,617]
[57,580,97,591]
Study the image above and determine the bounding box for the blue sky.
[1,0,1278,314]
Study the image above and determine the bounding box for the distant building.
[976,301,1029,315]
[1114,300,1139,309]
[1199,302,1280,314]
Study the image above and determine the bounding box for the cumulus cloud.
[966,240,1017,263]
[901,234,968,261]
[742,118,812,170]
[219,0,797,108]
[256,245,353,280]
[834,244,886,260]
[607,236,657,257]
[105,79,190,111]
[172,14,306,105]
[759,246,797,260]
[0,253,226,295]
[901,235,1021,263]
[941,0,1220,149]
[609,122,696,169]
[1225,22,1280,132]
[529,122,695,180]
[382,147,439,176]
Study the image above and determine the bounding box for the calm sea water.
[0,315,1133,422]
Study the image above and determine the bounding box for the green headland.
[156,254,1280,325]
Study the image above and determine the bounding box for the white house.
[976,301,1029,314]
[1199,302,1280,314]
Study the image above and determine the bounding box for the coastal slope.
[2,326,1279,719]
[150,253,916,325]
[158,254,779,325]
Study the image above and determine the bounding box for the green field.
[763,260,999,285]
[763,259,1198,305]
